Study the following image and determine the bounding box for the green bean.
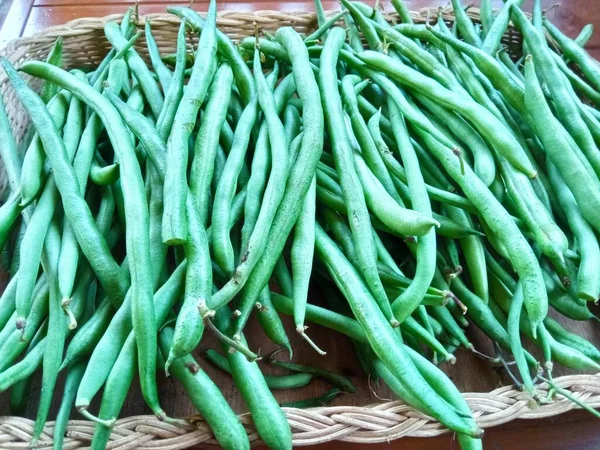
[166,195,212,370]
[273,257,294,299]
[496,150,563,268]
[57,82,89,306]
[511,8,600,179]
[12,83,79,331]
[53,360,86,450]
[0,337,46,392]
[446,207,488,303]
[424,25,526,113]
[409,126,547,336]
[15,61,134,305]
[119,6,135,38]
[0,94,21,193]
[31,217,63,444]
[19,91,72,206]
[215,77,309,299]
[283,103,302,152]
[162,0,217,244]
[161,52,194,68]
[523,55,600,233]
[76,261,185,418]
[366,110,476,212]
[212,144,227,194]
[306,10,348,42]
[213,308,292,449]
[450,0,481,45]
[493,288,600,371]
[271,292,364,341]
[340,0,380,50]
[159,330,250,449]
[107,90,212,372]
[255,279,293,355]
[209,28,323,360]
[229,51,292,338]
[0,275,17,332]
[87,334,138,444]
[104,21,163,118]
[90,156,119,186]
[0,276,48,372]
[8,315,48,414]
[574,24,594,47]
[390,0,413,25]
[383,98,437,325]
[553,51,600,107]
[342,75,404,202]
[508,283,535,395]
[270,357,356,392]
[212,74,278,275]
[540,264,596,321]
[353,152,440,236]
[480,0,518,55]
[312,28,398,331]
[281,388,342,408]
[156,20,187,140]
[291,175,318,351]
[145,21,172,92]
[544,18,600,93]
[479,0,493,36]
[406,347,482,449]
[417,95,495,187]
[315,224,480,437]
[545,317,600,363]
[13,175,61,329]
[403,315,456,363]
[0,193,22,254]
[15,61,160,412]
[167,6,255,105]
[190,63,233,225]
[40,37,63,103]
[205,349,313,389]
[89,259,188,443]
[429,305,473,351]
[358,51,537,178]
[547,161,600,302]
[344,10,363,52]
[369,21,470,96]
[60,297,112,370]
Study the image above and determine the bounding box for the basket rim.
[0,5,490,55]
[0,371,599,447]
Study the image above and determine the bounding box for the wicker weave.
[0,7,597,449]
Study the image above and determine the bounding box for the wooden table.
[1,1,600,448]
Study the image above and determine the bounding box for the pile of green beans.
[1,0,600,448]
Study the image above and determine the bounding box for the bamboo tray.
[0,6,600,449]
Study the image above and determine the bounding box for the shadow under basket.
[1,7,600,449]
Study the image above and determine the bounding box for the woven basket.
[0,6,599,449]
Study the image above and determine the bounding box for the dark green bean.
[205,349,313,389]
[40,37,63,103]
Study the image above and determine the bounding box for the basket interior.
[0,7,597,427]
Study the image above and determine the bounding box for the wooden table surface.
[1,0,600,448]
